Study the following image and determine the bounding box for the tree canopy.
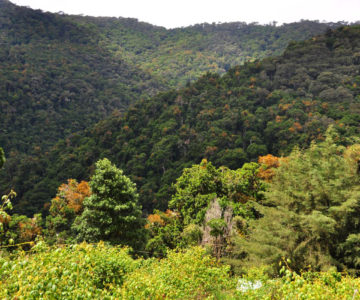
[244,127,360,274]
[72,158,146,251]
[7,24,360,215]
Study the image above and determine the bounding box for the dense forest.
[1,0,345,215]
[0,0,163,154]
[1,1,360,298]
[0,0,343,155]
[73,16,343,87]
[4,23,360,215]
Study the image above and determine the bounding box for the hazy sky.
[10,0,360,29]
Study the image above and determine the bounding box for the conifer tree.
[72,158,146,251]
[244,127,360,274]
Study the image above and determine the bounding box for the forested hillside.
[0,0,342,155]
[0,0,163,154]
[4,24,360,215]
[72,16,342,87]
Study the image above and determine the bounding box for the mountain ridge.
[0,1,343,156]
[3,24,360,215]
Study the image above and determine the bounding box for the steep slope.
[73,15,342,87]
[0,1,343,156]
[4,25,360,215]
[0,0,163,154]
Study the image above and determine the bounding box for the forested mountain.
[0,0,344,155]
[72,16,342,87]
[0,0,163,154]
[4,24,360,215]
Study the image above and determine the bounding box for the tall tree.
[244,127,360,274]
[72,158,146,251]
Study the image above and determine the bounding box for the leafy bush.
[0,242,139,299]
[2,242,360,299]
[122,247,236,299]
[237,268,360,299]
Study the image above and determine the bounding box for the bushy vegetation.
[237,267,360,299]
[1,243,360,299]
[0,243,237,299]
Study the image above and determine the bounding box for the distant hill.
[73,15,344,87]
[0,0,343,155]
[0,0,163,154]
[4,24,360,215]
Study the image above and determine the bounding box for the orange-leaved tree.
[46,179,90,244]
[258,154,286,182]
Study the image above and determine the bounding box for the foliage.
[0,242,140,298]
[208,218,227,237]
[121,246,236,299]
[181,223,203,246]
[145,160,263,261]
[45,179,90,244]
[1,187,42,248]
[145,209,182,257]
[170,159,224,225]
[0,147,42,248]
[0,190,16,244]
[72,158,146,251]
[8,25,360,215]
[235,267,360,299]
[2,241,359,299]
[257,154,283,182]
[244,128,360,274]
[6,213,42,247]
[169,159,263,226]
[0,242,237,299]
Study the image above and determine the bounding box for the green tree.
[72,158,146,251]
[169,159,264,226]
[145,209,183,257]
[0,190,16,245]
[244,127,360,274]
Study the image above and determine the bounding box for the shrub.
[122,247,237,299]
